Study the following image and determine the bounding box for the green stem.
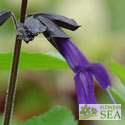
[106,88,116,104]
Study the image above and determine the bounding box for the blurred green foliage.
[110,88,125,105]
[109,60,125,104]
[0,106,77,125]
[22,106,77,125]
[110,60,125,84]
[0,52,68,70]
[105,0,125,31]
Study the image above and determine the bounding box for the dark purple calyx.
[31,13,80,31]
[0,11,11,26]
[16,13,80,43]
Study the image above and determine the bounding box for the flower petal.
[74,71,96,104]
[52,38,89,71]
[85,63,111,89]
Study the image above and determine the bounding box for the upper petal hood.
[30,12,80,31]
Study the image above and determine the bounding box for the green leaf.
[110,88,125,105]
[0,52,69,70]
[22,106,77,125]
[109,60,125,84]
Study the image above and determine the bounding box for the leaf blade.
[110,60,125,84]
[22,106,77,125]
[110,88,125,105]
[0,52,69,70]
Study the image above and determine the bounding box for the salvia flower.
[6,12,111,104]
[48,37,111,104]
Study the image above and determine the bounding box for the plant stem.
[106,88,116,104]
[3,0,28,125]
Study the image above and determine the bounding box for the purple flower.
[17,13,111,104]
[50,38,111,104]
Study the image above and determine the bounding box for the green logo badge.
[80,104,98,119]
